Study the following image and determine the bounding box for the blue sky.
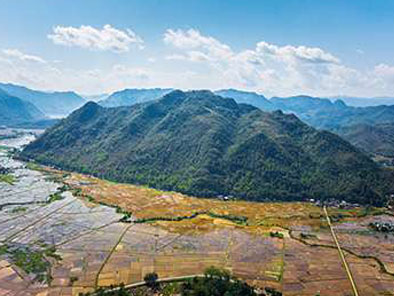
[1,0,394,96]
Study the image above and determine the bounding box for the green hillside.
[21,90,392,205]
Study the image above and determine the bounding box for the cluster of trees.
[179,267,256,296]
[79,267,286,296]
[133,211,248,225]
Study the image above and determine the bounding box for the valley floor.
[0,130,394,296]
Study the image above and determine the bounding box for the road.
[324,206,360,296]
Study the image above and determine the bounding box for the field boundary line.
[94,224,133,288]
[324,206,359,296]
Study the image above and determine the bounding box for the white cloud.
[2,30,394,97]
[48,24,144,53]
[2,49,46,63]
[255,42,340,64]
[164,29,232,61]
[162,28,394,97]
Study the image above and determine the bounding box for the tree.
[180,266,256,296]
[144,272,159,290]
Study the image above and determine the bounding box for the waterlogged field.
[0,130,394,295]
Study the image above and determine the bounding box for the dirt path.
[94,223,134,288]
[324,206,360,296]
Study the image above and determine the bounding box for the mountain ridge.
[21,90,391,205]
[0,82,86,117]
[0,89,46,126]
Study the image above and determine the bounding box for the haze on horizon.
[1,0,394,98]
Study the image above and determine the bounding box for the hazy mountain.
[0,89,46,126]
[0,83,85,117]
[214,89,276,111]
[329,96,394,107]
[82,93,109,103]
[99,88,173,107]
[218,91,394,156]
[270,95,394,130]
[21,90,390,205]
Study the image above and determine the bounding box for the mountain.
[218,90,394,156]
[270,95,394,132]
[338,123,394,157]
[0,89,46,126]
[99,88,172,107]
[82,93,109,103]
[20,90,391,205]
[214,89,276,111]
[0,83,85,117]
[329,96,394,107]
[217,90,394,130]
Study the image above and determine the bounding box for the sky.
[1,0,394,97]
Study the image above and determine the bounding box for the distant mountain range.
[217,90,394,157]
[329,96,394,107]
[0,83,85,117]
[21,90,392,205]
[0,89,45,126]
[2,83,394,157]
[99,88,172,107]
[82,93,109,103]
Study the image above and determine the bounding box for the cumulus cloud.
[2,29,394,97]
[255,42,340,64]
[48,24,144,53]
[164,29,232,61]
[2,49,46,63]
[162,28,392,96]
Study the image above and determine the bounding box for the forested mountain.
[21,90,392,205]
[0,89,46,126]
[0,83,85,116]
[99,88,172,107]
[338,123,394,157]
[217,90,394,156]
[215,89,276,111]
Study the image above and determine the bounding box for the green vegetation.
[20,90,393,205]
[133,211,248,225]
[47,191,64,203]
[0,244,8,255]
[26,161,42,171]
[180,267,256,296]
[144,272,159,290]
[79,267,259,296]
[338,123,394,158]
[11,206,27,214]
[269,231,284,239]
[70,276,79,286]
[207,212,248,225]
[0,244,61,284]
[80,284,130,296]
[0,174,15,185]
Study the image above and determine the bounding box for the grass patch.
[11,206,27,214]
[1,244,61,284]
[270,231,284,239]
[47,192,64,203]
[26,162,43,171]
[0,174,15,185]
